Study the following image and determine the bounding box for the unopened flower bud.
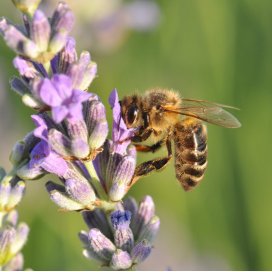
[46,181,89,211]
[65,178,96,205]
[137,215,160,243]
[9,141,25,166]
[86,100,108,151]
[82,210,112,239]
[49,2,74,54]
[109,155,135,202]
[131,239,152,264]
[131,196,155,239]
[88,228,116,261]
[110,249,132,270]
[66,120,89,159]
[111,210,134,252]
[30,10,50,52]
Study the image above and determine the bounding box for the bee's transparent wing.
[164,98,241,128]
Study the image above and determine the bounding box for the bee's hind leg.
[128,138,172,188]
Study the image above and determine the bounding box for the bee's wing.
[164,98,241,128]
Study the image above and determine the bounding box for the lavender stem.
[83,160,108,200]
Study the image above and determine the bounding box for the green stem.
[96,200,116,213]
[84,161,108,200]
[43,61,51,75]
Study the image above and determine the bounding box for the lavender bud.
[16,163,44,180]
[13,57,38,79]
[110,249,132,270]
[81,61,97,91]
[10,223,29,255]
[48,129,73,158]
[109,156,135,202]
[65,178,96,205]
[0,181,11,210]
[131,196,155,239]
[123,197,138,222]
[0,228,16,266]
[4,210,18,227]
[67,51,90,89]
[6,181,26,210]
[86,100,108,151]
[22,93,43,109]
[46,181,87,211]
[30,10,50,52]
[82,210,113,240]
[80,231,108,264]
[88,228,116,261]
[111,211,134,252]
[11,0,41,16]
[0,18,40,58]
[131,240,152,264]
[66,120,89,159]
[67,51,97,90]
[49,2,75,54]
[9,141,25,165]
[137,216,160,243]
[58,37,77,73]
[10,77,30,96]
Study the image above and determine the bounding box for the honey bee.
[120,89,241,191]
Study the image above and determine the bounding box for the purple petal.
[13,57,37,79]
[66,103,83,122]
[71,89,92,103]
[41,152,68,177]
[31,114,48,141]
[52,105,69,123]
[109,89,135,154]
[29,140,50,168]
[51,74,73,100]
[39,78,62,106]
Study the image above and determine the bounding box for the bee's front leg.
[131,127,153,142]
[128,137,172,188]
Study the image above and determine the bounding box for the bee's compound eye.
[126,105,138,125]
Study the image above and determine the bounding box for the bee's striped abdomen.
[174,118,208,191]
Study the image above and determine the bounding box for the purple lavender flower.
[109,88,135,154]
[80,196,159,270]
[35,74,91,123]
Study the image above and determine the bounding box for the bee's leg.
[134,138,166,153]
[131,128,153,142]
[129,137,172,187]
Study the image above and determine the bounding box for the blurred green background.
[0,0,272,270]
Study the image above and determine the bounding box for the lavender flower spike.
[80,196,159,269]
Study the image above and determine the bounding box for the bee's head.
[120,95,142,128]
